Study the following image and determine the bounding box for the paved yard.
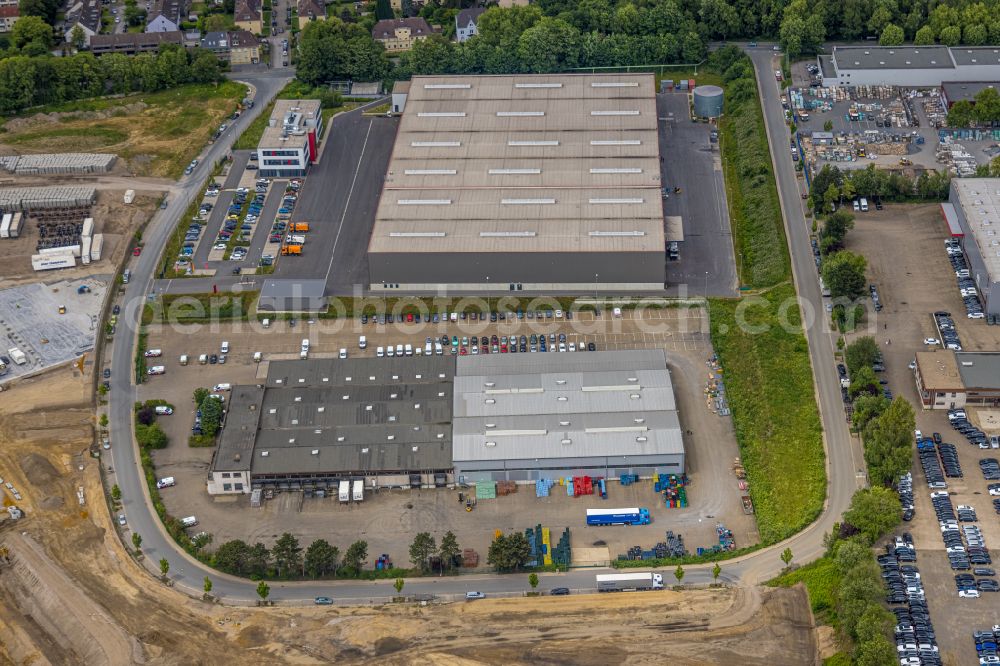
[138,306,757,566]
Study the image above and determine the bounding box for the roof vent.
[317,406,325,412]
[361,447,369,453]
[438,391,446,397]
[392,375,399,380]
[412,446,419,452]
[269,408,277,414]
[314,429,322,434]
[343,395,349,400]
[294,396,302,401]
[346,376,352,382]
[366,405,373,411]
[415,374,422,379]
[557,396,568,401]
[298,378,305,383]
[261,451,269,457]
[627,377,638,382]
[369,376,376,381]
[629,393,640,399]
[559,421,570,426]
[485,398,496,404]
[415,403,421,409]
[556,379,566,385]
[560,438,572,445]
[387,435,395,441]
[636,436,648,442]
[388,415,396,422]
[485,441,497,447]
[322,377,329,382]
[486,423,496,428]
[338,436,345,442]
[234,453,241,462]
[437,433,445,439]
[391,393,398,399]
[288,438,295,443]
[291,419,298,425]
[311,449,319,455]
[634,418,645,423]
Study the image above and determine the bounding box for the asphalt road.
[107,54,867,603]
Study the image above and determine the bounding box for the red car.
[133,247,142,256]
[406,313,414,323]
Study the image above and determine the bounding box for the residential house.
[455,6,484,42]
[145,0,186,32]
[199,30,230,56]
[64,0,102,46]
[372,17,435,53]
[0,5,19,32]
[229,29,260,64]
[296,0,324,29]
[234,0,261,34]
[90,30,183,54]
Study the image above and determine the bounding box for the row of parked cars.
[375,334,598,357]
[948,408,997,449]
[899,472,915,522]
[361,308,577,325]
[981,458,1000,481]
[882,535,943,666]
[869,283,884,312]
[932,490,993,572]
[972,628,1000,665]
[945,238,985,319]
[917,436,946,489]
[931,311,963,351]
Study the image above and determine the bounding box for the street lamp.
[704,271,709,297]
[594,273,599,301]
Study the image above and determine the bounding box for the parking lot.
[839,203,1000,663]
[136,305,758,566]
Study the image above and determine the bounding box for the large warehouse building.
[819,45,1000,87]
[451,350,685,482]
[942,178,1000,318]
[368,73,666,292]
[207,357,455,495]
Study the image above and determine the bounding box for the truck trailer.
[338,480,350,502]
[352,479,364,502]
[0,213,10,239]
[585,507,651,526]
[31,253,75,271]
[9,212,22,238]
[90,233,104,261]
[595,572,664,592]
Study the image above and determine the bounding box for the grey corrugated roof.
[833,46,954,70]
[951,48,1000,66]
[452,350,682,462]
[212,385,265,472]
[951,179,1000,279]
[955,352,1000,390]
[942,81,999,104]
[267,355,455,388]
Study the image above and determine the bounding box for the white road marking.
[324,119,374,284]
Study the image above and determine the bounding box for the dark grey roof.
[216,357,456,478]
[950,48,1000,67]
[942,81,999,104]
[455,348,668,376]
[212,385,265,472]
[257,279,328,313]
[833,46,954,70]
[956,352,1000,390]
[456,6,485,27]
[819,55,836,78]
[200,31,229,49]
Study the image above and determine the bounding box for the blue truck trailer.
[586,507,651,526]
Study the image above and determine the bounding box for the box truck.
[585,507,651,526]
[338,480,350,502]
[352,479,364,502]
[595,572,664,592]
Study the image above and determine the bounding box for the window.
[262,149,299,157]
[234,483,244,491]
[223,483,232,491]
[222,472,231,478]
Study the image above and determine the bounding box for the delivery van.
[262,318,270,328]
[253,351,262,362]
[156,477,176,489]
[179,354,189,366]
[199,354,208,364]
[213,383,232,392]
[181,516,198,528]
[154,405,174,415]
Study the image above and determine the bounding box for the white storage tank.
[693,85,724,118]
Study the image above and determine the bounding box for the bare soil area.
[0,369,817,665]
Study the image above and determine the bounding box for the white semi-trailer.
[595,572,664,592]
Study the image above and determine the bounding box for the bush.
[135,423,168,449]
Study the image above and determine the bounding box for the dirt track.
[0,369,819,665]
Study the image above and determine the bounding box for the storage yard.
[0,153,117,175]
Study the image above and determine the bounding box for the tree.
[673,564,685,584]
[780,547,793,568]
[247,542,270,576]
[159,557,170,578]
[878,23,904,46]
[822,250,867,300]
[486,532,532,572]
[393,577,404,595]
[272,532,303,577]
[822,184,840,213]
[193,387,210,406]
[851,394,890,432]
[823,119,833,132]
[516,18,580,73]
[304,539,339,578]
[712,563,721,582]
[845,336,879,375]
[99,413,109,428]
[341,540,368,574]
[190,49,222,84]
[131,532,142,552]
[947,99,975,128]
[200,396,223,437]
[213,539,251,574]
[70,24,86,50]
[854,634,898,666]
[136,405,156,426]
[914,25,936,45]
[834,540,874,575]
[974,87,1000,124]
[848,365,879,399]
[438,531,460,571]
[203,576,213,595]
[528,573,539,591]
[375,0,392,20]
[862,397,915,487]
[408,532,437,572]
[203,13,233,32]
[12,16,53,51]
[820,209,855,249]
[256,580,270,603]
[124,5,146,26]
[19,0,59,23]
[939,24,961,46]
[135,423,168,449]
[111,484,122,501]
[843,487,902,544]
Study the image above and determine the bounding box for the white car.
[213,243,227,250]
[339,348,347,359]
[144,349,162,357]
[946,545,966,554]
[959,589,980,598]
[923,338,940,345]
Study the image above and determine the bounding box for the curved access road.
[107,53,866,604]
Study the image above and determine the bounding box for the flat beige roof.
[371,73,664,256]
[916,350,964,391]
[260,98,321,148]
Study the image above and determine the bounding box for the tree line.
[809,164,951,219]
[0,42,223,115]
[947,87,1000,128]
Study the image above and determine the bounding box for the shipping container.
[31,253,75,271]
[81,217,94,238]
[38,244,82,257]
[352,479,364,502]
[9,212,23,238]
[0,213,11,238]
[90,233,104,261]
[81,236,92,265]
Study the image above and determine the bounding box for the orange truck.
[290,222,309,233]
[281,245,302,256]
